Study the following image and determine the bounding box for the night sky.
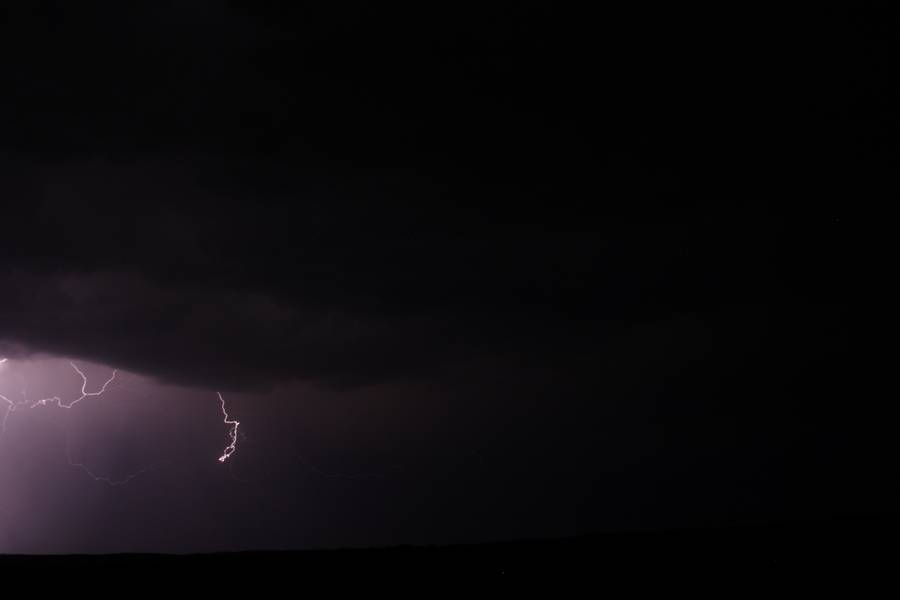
[0,4,890,553]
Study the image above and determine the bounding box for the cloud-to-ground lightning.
[2,358,242,484]
[217,392,240,463]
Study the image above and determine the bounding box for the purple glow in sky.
[0,355,255,552]
[0,353,462,554]
[1,356,240,467]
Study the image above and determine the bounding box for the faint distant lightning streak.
[0,360,14,432]
[63,434,160,487]
[0,393,21,434]
[1,382,29,435]
[1,359,154,485]
[217,392,240,463]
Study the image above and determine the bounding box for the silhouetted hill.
[3,515,897,591]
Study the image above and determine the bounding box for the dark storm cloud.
[0,0,675,390]
[0,156,717,391]
[0,3,870,392]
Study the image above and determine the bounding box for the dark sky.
[0,3,890,552]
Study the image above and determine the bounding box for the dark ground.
[3,515,897,590]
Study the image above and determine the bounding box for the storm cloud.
[0,2,886,553]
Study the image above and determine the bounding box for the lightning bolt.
[28,362,119,409]
[0,394,16,435]
[1,358,243,484]
[217,392,240,463]
[0,385,29,435]
[2,361,119,434]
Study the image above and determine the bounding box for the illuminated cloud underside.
[1,357,240,486]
